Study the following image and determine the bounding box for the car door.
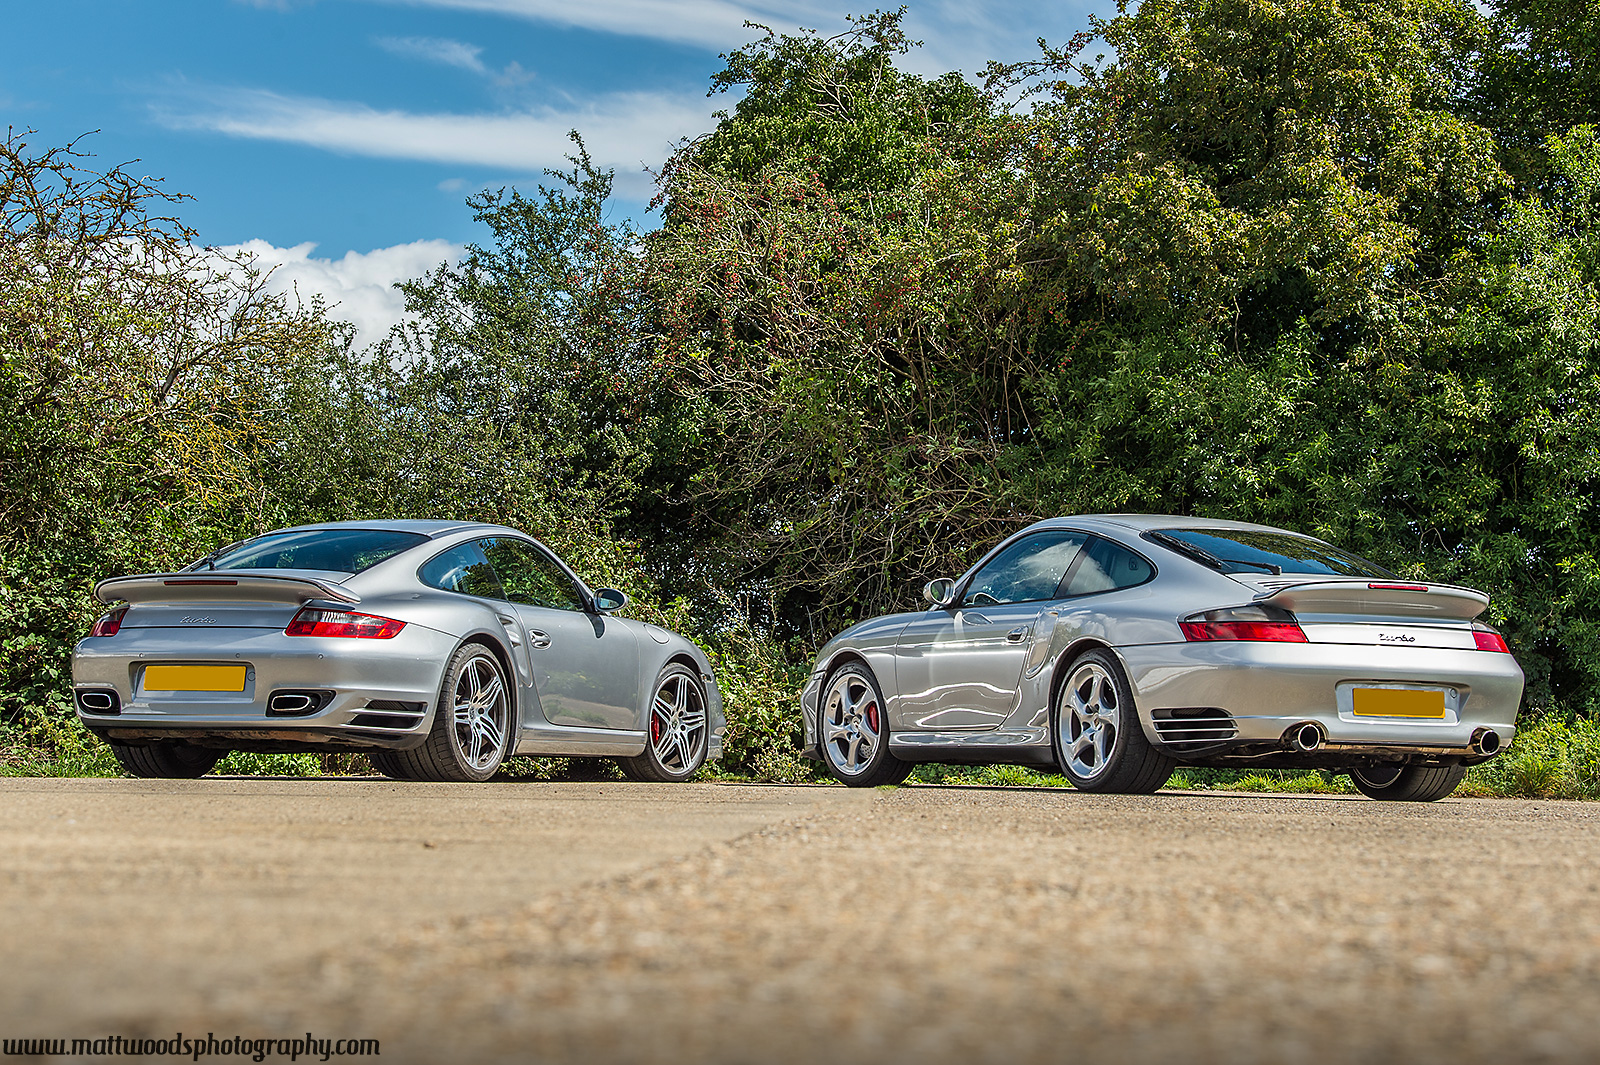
[893,530,1088,731]
[482,537,641,731]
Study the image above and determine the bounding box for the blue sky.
[5,0,1096,338]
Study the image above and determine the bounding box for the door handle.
[496,615,522,646]
[527,630,552,649]
[1006,626,1032,643]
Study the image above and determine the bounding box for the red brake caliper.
[651,713,662,744]
[865,702,879,731]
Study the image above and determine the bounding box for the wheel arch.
[1046,637,1159,746]
[456,632,520,735]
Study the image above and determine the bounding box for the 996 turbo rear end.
[1124,578,1523,801]
[73,572,456,777]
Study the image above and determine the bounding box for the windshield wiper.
[1220,557,1282,575]
[1147,531,1229,572]
[1147,532,1284,576]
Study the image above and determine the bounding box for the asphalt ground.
[3,778,1599,1064]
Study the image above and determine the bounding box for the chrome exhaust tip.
[1287,722,1325,753]
[268,693,314,713]
[1471,728,1502,757]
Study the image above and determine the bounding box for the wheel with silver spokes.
[1052,648,1174,794]
[372,643,510,782]
[620,663,709,782]
[819,662,912,787]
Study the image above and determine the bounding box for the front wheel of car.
[1349,764,1466,802]
[373,643,510,783]
[619,663,711,783]
[819,661,913,787]
[109,740,222,779]
[1052,649,1175,794]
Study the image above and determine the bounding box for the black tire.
[1349,763,1466,802]
[374,643,511,782]
[619,663,711,783]
[817,661,913,787]
[109,741,222,779]
[1051,648,1175,794]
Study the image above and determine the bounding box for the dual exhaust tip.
[1282,722,1503,758]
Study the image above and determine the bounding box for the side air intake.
[1151,707,1237,750]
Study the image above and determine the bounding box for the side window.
[419,541,506,600]
[1065,537,1155,597]
[962,532,1087,607]
[484,538,586,612]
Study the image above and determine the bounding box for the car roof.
[262,519,516,539]
[1029,514,1307,537]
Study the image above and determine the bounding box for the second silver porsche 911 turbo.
[801,515,1524,801]
[73,521,724,782]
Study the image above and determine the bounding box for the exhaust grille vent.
[1152,707,1237,749]
[348,700,426,731]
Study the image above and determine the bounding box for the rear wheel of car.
[818,661,913,787]
[373,643,510,783]
[1349,763,1466,802]
[619,663,711,783]
[109,740,222,779]
[1052,648,1175,794]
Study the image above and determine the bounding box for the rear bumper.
[71,623,458,749]
[1118,640,1524,761]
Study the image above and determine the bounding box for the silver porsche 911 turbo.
[801,515,1524,801]
[73,521,724,782]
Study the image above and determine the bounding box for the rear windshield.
[199,529,429,575]
[1150,528,1395,579]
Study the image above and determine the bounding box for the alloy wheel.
[823,671,883,776]
[1061,660,1120,781]
[649,671,708,774]
[451,655,508,771]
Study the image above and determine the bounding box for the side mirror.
[592,588,628,613]
[922,578,957,608]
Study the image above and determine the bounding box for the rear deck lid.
[1251,579,1489,648]
[95,570,360,630]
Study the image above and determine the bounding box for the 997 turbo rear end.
[72,572,457,776]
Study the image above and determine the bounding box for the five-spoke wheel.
[621,663,710,782]
[819,662,912,787]
[450,653,509,773]
[1052,648,1173,793]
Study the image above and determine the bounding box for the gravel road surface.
[4,778,1599,1064]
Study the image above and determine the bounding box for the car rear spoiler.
[95,573,361,607]
[1254,580,1488,621]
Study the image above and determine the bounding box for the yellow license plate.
[1352,687,1447,718]
[144,664,248,692]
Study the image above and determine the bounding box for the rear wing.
[95,573,361,607]
[1256,580,1488,621]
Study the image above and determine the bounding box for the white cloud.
[376,35,489,74]
[360,0,1094,74]
[156,87,712,197]
[220,238,463,345]
[366,0,836,52]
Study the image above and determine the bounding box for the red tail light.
[285,608,405,639]
[1472,629,1510,653]
[1181,605,1308,643]
[1368,583,1429,592]
[88,606,128,637]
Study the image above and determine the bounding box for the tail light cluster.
[1181,605,1307,643]
[1472,627,1511,653]
[88,606,128,638]
[285,608,406,639]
